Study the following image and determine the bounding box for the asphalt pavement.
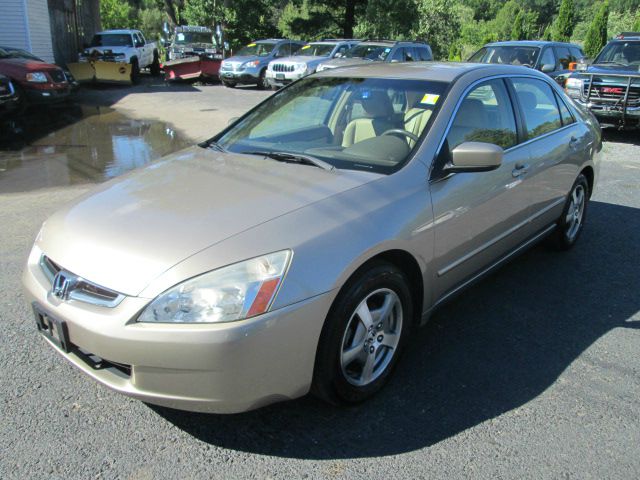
[0,82,638,479]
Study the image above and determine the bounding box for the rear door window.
[539,48,556,69]
[512,78,562,138]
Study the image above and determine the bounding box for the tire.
[130,58,140,84]
[150,52,161,76]
[257,68,269,90]
[222,80,236,88]
[548,173,589,250]
[312,261,413,405]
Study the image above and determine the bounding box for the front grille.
[221,62,240,72]
[583,83,640,105]
[48,69,67,83]
[40,255,125,308]
[271,63,295,73]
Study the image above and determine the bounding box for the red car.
[0,46,74,105]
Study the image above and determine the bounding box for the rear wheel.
[150,52,161,76]
[312,261,412,405]
[549,173,589,250]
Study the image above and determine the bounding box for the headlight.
[565,77,584,98]
[137,250,292,323]
[242,60,260,68]
[26,72,48,83]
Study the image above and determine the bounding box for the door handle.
[512,163,529,178]
[569,136,579,150]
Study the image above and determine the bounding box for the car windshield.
[0,47,43,61]
[174,32,214,45]
[595,41,640,66]
[295,43,336,57]
[90,34,133,47]
[213,76,448,174]
[469,46,540,67]
[345,44,392,61]
[236,42,276,57]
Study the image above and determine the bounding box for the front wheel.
[312,261,413,405]
[549,173,589,250]
[222,80,236,88]
[130,58,140,84]
[257,69,269,90]
[150,53,161,76]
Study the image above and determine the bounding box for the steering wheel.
[381,129,420,142]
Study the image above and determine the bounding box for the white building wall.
[0,0,30,51]
[26,0,54,62]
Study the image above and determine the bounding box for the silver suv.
[317,40,433,71]
[219,39,306,89]
[266,39,360,89]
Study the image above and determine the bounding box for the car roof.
[314,61,539,83]
[485,40,581,48]
[96,29,139,35]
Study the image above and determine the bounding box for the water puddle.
[0,105,191,193]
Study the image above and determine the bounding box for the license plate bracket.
[33,304,71,353]
[276,73,285,80]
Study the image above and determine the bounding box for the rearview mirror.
[447,142,503,172]
[541,63,555,73]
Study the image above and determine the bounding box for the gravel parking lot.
[1,79,639,479]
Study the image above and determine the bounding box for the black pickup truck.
[565,33,640,128]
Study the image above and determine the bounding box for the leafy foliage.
[584,1,610,58]
[101,0,134,30]
[553,0,576,42]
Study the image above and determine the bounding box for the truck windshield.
[213,76,448,174]
[175,32,213,45]
[90,34,133,48]
[236,43,276,57]
[295,44,336,57]
[595,42,640,66]
[469,46,540,67]
[345,44,391,61]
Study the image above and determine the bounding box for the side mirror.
[447,142,503,173]
[541,63,555,73]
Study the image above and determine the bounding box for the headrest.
[361,90,394,118]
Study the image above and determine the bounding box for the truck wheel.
[222,80,236,88]
[150,52,161,76]
[130,58,140,84]
[257,69,269,90]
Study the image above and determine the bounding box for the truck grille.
[48,69,67,84]
[583,83,640,105]
[271,63,295,73]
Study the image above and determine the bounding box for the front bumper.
[23,249,333,413]
[22,83,71,104]
[219,67,261,84]
[265,70,306,87]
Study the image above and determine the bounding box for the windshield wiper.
[241,150,334,171]
[204,141,226,152]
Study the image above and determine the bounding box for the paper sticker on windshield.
[247,43,256,47]
[384,48,391,53]
[420,94,440,105]
[301,45,311,50]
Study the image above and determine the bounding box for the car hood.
[281,55,326,64]
[37,146,379,297]
[320,57,375,69]
[587,64,640,74]
[0,57,60,78]
[224,55,266,65]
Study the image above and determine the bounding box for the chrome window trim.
[429,73,574,182]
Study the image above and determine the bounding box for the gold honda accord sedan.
[23,62,601,413]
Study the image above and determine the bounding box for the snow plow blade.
[66,62,95,83]
[66,62,132,85]
[94,62,132,84]
[164,57,221,81]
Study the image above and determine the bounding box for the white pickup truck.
[80,29,160,81]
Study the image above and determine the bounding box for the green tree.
[542,24,553,40]
[584,1,609,58]
[101,0,134,29]
[635,12,640,30]
[512,11,525,40]
[413,0,461,60]
[493,1,522,41]
[552,0,576,41]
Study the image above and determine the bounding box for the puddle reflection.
[0,105,191,193]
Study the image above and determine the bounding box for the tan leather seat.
[342,91,396,147]
[447,98,487,149]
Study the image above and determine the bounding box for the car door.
[429,78,534,300]
[509,76,588,232]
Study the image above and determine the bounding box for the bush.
[583,1,609,58]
